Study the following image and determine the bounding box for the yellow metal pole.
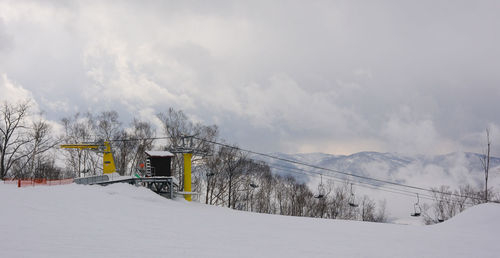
[102,142,116,174]
[183,153,192,201]
[61,142,116,174]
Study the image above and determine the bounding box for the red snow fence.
[2,178,74,187]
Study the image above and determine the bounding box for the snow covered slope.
[1,183,499,257]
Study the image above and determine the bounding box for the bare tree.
[95,111,121,141]
[112,130,135,175]
[374,200,388,223]
[62,110,150,176]
[94,111,133,175]
[157,107,217,189]
[36,156,64,179]
[61,112,99,177]
[128,118,155,175]
[479,128,491,202]
[203,147,224,204]
[219,146,245,208]
[0,100,31,179]
[360,195,376,221]
[251,164,274,214]
[20,118,60,178]
[423,184,490,224]
[327,181,354,219]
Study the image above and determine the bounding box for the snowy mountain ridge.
[262,151,500,189]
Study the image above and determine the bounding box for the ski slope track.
[1,183,499,258]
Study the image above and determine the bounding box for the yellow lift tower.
[168,135,207,202]
[60,141,117,174]
[183,152,192,201]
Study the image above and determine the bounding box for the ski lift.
[410,193,422,217]
[314,175,326,199]
[436,200,445,222]
[348,183,358,207]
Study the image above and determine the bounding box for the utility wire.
[191,136,497,204]
[109,136,171,142]
[268,162,427,198]
[266,162,479,206]
[102,135,493,204]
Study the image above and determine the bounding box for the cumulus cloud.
[381,106,442,154]
[0,18,12,52]
[458,123,500,157]
[1,1,500,155]
[0,74,34,105]
[0,73,65,138]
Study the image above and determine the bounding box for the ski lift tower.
[60,141,116,175]
[168,135,209,201]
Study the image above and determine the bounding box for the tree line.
[422,184,499,224]
[0,99,496,223]
[193,144,387,222]
[0,100,60,179]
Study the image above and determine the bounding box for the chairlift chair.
[410,193,422,217]
[315,193,325,199]
[436,199,445,222]
[411,204,421,217]
[315,192,325,199]
[314,175,326,199]
[348,183,359,207]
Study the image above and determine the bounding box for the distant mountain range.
[256,152,500,189]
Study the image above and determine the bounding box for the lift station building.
[145,151,174,177]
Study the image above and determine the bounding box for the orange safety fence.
[2,178,74,187]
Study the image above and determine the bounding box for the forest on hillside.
[0,100,495,224]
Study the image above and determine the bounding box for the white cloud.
[382,106,446,155]
[458,123,500,157]
[0,73,65,141]
[1,1,500,155]
[0,73,35,106]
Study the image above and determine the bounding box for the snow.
[1,183,499,257]
[145,150,175,157]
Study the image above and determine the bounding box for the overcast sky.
[1,0,499,155]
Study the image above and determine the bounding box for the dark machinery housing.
[145,151,174,177]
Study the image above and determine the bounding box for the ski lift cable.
[268,163,437,201]
[265,160,480,206]
[99,135,494,204]
[191,137,496,204]
[246,153,476,204]
[269,164,481,207]
[266,162,434,197]
[119,135,488,205]
[268,163,465,210]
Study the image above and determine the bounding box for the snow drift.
[1,183,499,258]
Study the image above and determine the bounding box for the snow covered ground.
[1,183,499,258]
